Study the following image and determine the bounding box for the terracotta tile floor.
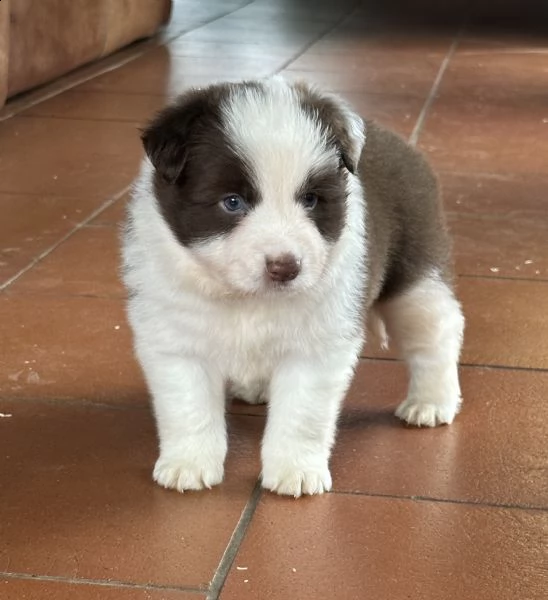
[1,1,547,599]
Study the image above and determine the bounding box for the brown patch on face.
[298,165,348,243]
[141,84,261,246]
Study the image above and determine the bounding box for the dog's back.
[361,121,451,307]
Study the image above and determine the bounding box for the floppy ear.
[141,88,212,184]
[293,81,366,174]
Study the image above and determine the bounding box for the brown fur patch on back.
[360,121,451,305]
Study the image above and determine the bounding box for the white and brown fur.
[122,76,464,497]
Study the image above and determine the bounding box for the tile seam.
[0,571,204,594]
[0,185,131,292]
[207,480,263,599]
[330,489,548,512]
[408,25,465,146]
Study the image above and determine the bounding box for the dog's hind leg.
[376,274,465,427]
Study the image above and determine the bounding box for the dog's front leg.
[138,350,227,492]
[261,350,358,497]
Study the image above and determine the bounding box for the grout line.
[17,114,145,125]
[408,26,465,147]
[0,185,131,292]
[360,354,548,373]
[459,361,548,373]
[0,395,152,411]
[0,571,204,594]
[0,393,269,418]
[274,2,362,74]
[330,489,548,513]
[458,273,548,284]
[459,48,548,56]
[438,168,548,182]
[2,291,128,300]
[207,480,263,600]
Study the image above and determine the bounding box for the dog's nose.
[266,254,301,283]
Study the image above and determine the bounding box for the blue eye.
[302,192,318,210]
[221,194,246,214]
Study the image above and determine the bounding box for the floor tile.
[0,400,261,589]
[0,116,141,196]
[1,578,202,600]
[341,92,424,137]
[0,193,106,288]
[78,47,277,97]
[450,213,548,280]
[0,295,143,404]
[221,494,547,600]
[311,31,452,56]
[419,96,548,175]
[457,277,548,369]
[164,0,250,40]
[9,226,125,298]
[333,360,548,507]
[439,51,548,98]
[439,172,548,216]
[23,90,166,124]
[458,29,548,53]
[179,18,328,46]
[239,1,352,22]
[166,39,296,60]
[289,40,447,71]
[282,53,441,96]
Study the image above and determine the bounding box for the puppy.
[122,76,464,497]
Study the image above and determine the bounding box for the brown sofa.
[0,0,172,109]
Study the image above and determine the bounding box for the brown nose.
[266,254,301,283]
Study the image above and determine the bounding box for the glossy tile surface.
[1,1,547,598]
[23,90,167,123]
[0,400,261,589]
[458,278,548,369]
[335,361,548,507]
[0,294,142,403]
[0,117,141,196]
[450,213,548,280]
[0,193,106,287]
[221,494,548,600]
[9,225,125,297]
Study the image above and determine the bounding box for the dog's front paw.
[396,396,460,427]
[261,456,332,497]
[153,454,224,492]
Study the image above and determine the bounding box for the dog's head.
[141,77,365,296]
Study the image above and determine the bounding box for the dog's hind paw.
[395,396,460,427]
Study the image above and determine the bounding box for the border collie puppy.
[122,76,464,497]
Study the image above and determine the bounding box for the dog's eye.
[221,194,246,214]
[302,192,318,210]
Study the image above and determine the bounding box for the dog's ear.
[294,81,366,174]
[141,88,214,184]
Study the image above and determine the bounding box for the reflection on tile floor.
[1,1,547,599]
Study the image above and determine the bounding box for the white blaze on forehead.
[220,79,337,203]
